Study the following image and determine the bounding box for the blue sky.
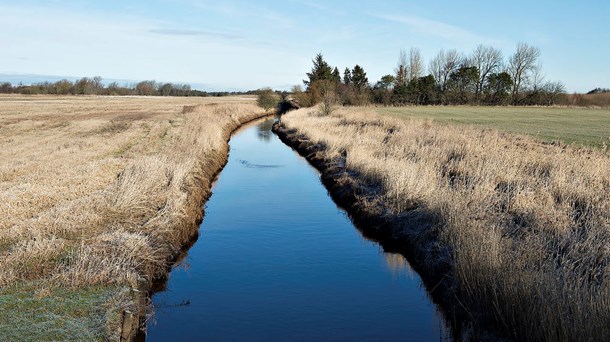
[1,0,608,92]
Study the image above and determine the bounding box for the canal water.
[144,118,450,341]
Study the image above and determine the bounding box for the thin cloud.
[373,14,503,47]
[148,28,243,40]
[293,0,328,11]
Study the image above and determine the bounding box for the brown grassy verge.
[561,92,610,107]
[275,106,609,341]
[0,95,267,339]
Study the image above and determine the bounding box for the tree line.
[295,42,567,107]
[0,77,251,97]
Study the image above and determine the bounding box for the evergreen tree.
[351,65,369,92]
[414,75,436,105]
[395,65,407,87]
[484,72,512,105]
[343,67,352,85]
[303,53,333,91]
[332,67,341,84]
[446,66,479,104]
[372,75,395,105]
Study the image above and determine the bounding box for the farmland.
[378,106,610,148]
[0,95,267,340]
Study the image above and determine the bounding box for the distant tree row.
[0,77,249,97]
[298,43,568,108]
[587,87,610,95]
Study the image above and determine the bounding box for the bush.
[256,88,280,111]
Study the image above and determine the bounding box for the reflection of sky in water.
[256,119,275,143]
[146,118,451,341]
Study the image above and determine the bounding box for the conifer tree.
[303,53,333,91]
[351,65,369,92]
[343,67,352,85]
[332,67,341,84]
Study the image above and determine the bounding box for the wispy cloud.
[181,0,294,28]
[148,28,243,40]
[291,0,328,11]
[373,14,503,47]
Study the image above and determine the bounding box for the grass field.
[378,106,610,148]
[0,95,266,340]
[281,106,610,341]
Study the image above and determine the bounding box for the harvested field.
[0,95,267,340]
[276,106,610,341]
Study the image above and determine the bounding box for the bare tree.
[508,42,541,103]
[92,76,104,94]
[407,47,424,81]
[530,65,545,93]
[394,50,408,87]
[469,45,503,100]
[542,81,565,105]
[428,50,444,88]
[428,49,463,92]
[317,80,339,116]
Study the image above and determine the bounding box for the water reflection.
[256,118,275,142]
[384,252,416,278]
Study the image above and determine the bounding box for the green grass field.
[377,106,610,148]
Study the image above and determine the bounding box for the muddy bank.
[272,121,486,340]
[121,112,273,341]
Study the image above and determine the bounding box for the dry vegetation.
[278,107,610,341]
[562,91,610,108]
[0,95,266,339]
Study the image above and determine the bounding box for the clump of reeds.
[280,107,610,341]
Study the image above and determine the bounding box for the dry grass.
[0,95,266,338]
[280,106,610,341]
[562,92,610,108]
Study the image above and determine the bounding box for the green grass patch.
[0,283,132,341]
[377,106,610,148]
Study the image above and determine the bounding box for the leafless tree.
[92,76,103,93]
[394,50,408,87]
[530,65,545,93]
[543,81,566,105]
[428,49,463,91]
[469,45,503,100]
[508,42,541,103]
[428,50,444,88]
[407,47,424,81]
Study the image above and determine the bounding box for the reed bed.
[279,106,609,341]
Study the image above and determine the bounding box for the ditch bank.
[120,111,273,341]
[272,120,494,340]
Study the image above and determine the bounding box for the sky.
[0,0,608,92]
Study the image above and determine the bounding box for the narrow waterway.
[144,118,450,341]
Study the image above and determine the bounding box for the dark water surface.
[145,118,450,341]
